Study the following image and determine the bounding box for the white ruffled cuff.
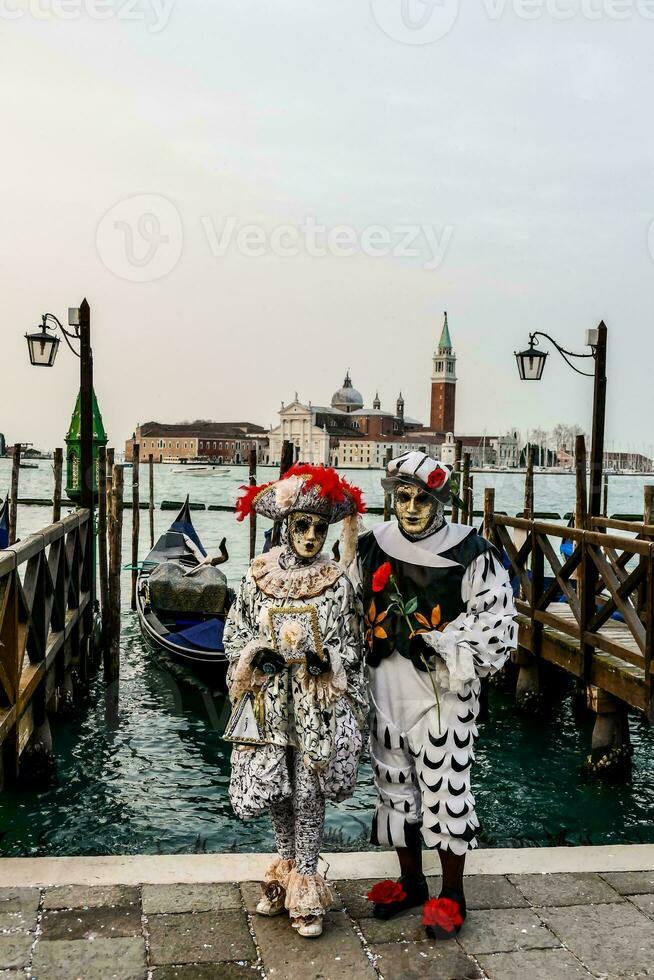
[421,630,475,694]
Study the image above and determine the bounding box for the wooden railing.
[487,513,654,715]
[0,509,93,786]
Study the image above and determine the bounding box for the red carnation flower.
[421,897,463,931]
[372,562,393,593]
[366,880,407,905]
[427,467,447,490]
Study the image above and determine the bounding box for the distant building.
[126,421,268,464]
[430,312,456,433]
[604,450,653,473]
[440,431,522,469]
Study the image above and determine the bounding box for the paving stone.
[371,940,482,979]
[329,879,381,919]
[600,871,654,895]
[0,972,25,979]
[43,885,141,910]
[629,893,654,919]
[458,908,561,955]
[0,888,40,922]
[478,947,594,979]
[0,909,38,932]
[152,966,259,980]
[31,936,147,980]
[253,909,375,978]
[147,909,254,966]
[240,880,343,915]
[539,902,654,976]
[509,872,622,907]
[142,883,242,915]
[359,912,427,944]
[40,905,143,940]
[0,934,32,971]
[460,876,528,911]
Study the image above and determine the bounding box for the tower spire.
[439,311,452,351]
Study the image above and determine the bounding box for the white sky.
[2,0,654,455]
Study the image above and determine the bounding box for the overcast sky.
[2,0,653,455]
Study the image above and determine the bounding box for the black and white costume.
[352,454,517,856]
[224,466,366,928]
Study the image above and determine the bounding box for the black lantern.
[515,341,547,381]
[25,322,60,367]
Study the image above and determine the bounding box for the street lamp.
[24,299,95,602]
[514,322,608,519]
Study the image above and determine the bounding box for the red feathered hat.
[236,464,366,524]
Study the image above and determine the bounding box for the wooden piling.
[483,487,495,543]
[149,454,155,549]
[383,447,393,522]
[461,453,471,524]
[106,464,123,681]
[98,446,109,640]
[575,435,588,531]
[52,448,63,523]
[248,448,257,560]
[131,444,140,611]
[106,448,115,521]
[451,439,462,522]
[467,474,474,526]
[280,440,294,477]
[524,446,535,520]
[602,472,609,519]
[9,443,22,545]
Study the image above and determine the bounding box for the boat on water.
[0,496,9,549]
[136,497,232,678]
[172,465,211,475]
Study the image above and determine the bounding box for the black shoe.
[423,888,467,940]
[372,875,429,920]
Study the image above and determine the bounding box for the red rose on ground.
[427,467,447,490]
[421,897,463,931]
[366,880,407,905]
[372,562,392,593]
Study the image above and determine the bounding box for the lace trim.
[264,857,296,888]
[251,548,344,599]
[285,869,332,919]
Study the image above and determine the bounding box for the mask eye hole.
[294,518,311,534]
[396,490,412,503]
[315,521,328,536]
[415,493,430,506]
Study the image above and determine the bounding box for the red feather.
[235,481,273,522]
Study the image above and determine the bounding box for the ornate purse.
[268,605,328,671]
[223,691,268,746]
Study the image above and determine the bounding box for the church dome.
[331,371,364,413]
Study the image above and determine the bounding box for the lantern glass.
[25,329,60,367]
[515,345,547,381]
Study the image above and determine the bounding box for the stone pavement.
[2,865,654,980]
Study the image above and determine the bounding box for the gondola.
[136,497,231,677]
[0,496,9,550]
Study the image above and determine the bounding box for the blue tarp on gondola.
[0,496,9,550]
[172,617,224,652]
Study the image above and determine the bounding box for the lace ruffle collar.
[251,547,344,599]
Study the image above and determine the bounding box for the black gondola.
[136,497,231,677]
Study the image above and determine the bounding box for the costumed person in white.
[223,465,366,939]
[351,451,517,939]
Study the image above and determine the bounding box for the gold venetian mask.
[394,483,439,536]
[288,511,329,559]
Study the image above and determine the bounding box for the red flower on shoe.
[427,467,447,490]
[422,897,463,931]
[366,880,407,905]
[371,562,393,593]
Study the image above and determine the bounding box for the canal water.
[1,461,653,857]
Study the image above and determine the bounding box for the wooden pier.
[0,509,95,789]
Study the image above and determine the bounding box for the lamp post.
[25,299,95,602]
[514,321,607,519]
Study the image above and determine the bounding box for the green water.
[0,461,653,856]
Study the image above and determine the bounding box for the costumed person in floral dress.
[223,465,366,939]
[350,451,516,939]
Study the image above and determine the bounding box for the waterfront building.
[126,421,268,464]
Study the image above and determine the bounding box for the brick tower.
[429,311,456,433]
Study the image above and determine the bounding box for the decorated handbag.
[223,690,269,746]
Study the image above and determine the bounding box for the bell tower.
[429,311,456,433]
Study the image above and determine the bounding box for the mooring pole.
[588,322,607,520]
[131,443,140,611]
[79,299,95,609]
[149,454,155,549]
[52,447,63,523]
[107,464,123,681]
[248,447,257,561]
[9,443,21,545]
[98,445,109,641]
